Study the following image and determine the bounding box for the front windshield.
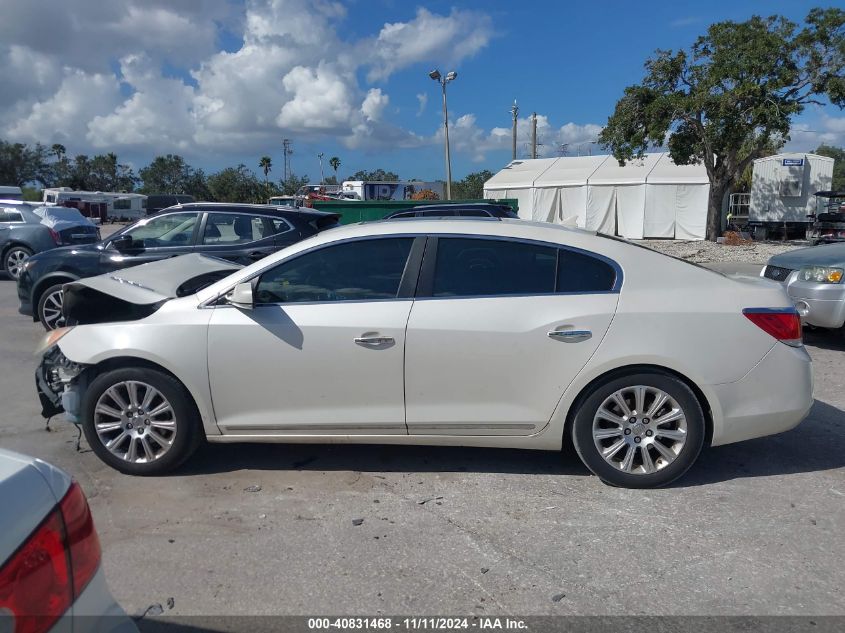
[119,212,198,247]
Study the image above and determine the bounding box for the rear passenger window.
[458,209,491,217]
[557,249,616,292]
[268,218,293,235]
[432,238,556,297]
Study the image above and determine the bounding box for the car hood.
[768,242,845,269]
[62,254,243,325]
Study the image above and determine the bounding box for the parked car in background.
[383,202,519,220]
[1,201,99,280]
[0,185,24,200]
[18,203,341,330]
[763,242,845,333]
[144,194,195,215]
[35,219,812,488]
[0,447,136,632]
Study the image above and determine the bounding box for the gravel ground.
[638,239,809,265]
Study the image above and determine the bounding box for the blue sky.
[1,0,842,183]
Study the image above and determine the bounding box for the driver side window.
[122,212,199,247]
[254,238,414,304]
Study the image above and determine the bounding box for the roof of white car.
[331,217,596,241]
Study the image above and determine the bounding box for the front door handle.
[354,336,395,346]
[548,329,592,342]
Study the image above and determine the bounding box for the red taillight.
[48,229,61,245]
[0,482,101,633]
[0,509,70,633]
[60,482,101,599]
[743,308,802,346]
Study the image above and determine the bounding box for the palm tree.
[51,144,66,161]
[329,156,341,180]
[259,156,272,183]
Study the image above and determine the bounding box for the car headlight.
[35,327,74,355]
[799,266,844,283]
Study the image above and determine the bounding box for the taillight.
[0,508,70,633]
[743,308,802,347]
[0,482,101,633]
[48,229,61,245]
[59,482,101,599]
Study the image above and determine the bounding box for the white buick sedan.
[36,219,813,488]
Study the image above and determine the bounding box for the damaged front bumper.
[36,345,88,423]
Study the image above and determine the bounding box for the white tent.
[586,153,664,239]
[531,155,610,226]
[484,152,710,240]
[645,153,710,240]
[482,158,557,221]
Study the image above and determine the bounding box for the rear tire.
[4,246,32,280]
[81,367,204,475]
[571,371,705,488]
[37,284,66,331]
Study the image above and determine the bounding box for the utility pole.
[317,152,324,183]
[282,139,293,181]
[510,100,519,161]
[531,113,538,159]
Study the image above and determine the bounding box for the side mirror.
[226,282,254,309]
[111,234,136,252]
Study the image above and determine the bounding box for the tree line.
[0,140,495,202]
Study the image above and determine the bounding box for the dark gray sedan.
[763,242,845,332]
[1,202,99,280]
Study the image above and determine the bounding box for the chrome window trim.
[200,232,623,308]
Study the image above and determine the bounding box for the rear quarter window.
[557,249,617,292]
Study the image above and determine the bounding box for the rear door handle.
[354,336,395,346]
[548,329,592,342]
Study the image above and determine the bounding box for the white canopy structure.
[484,152,710,240]
[481,158,557,221]
[531,155,610,227]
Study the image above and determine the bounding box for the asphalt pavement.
[0,272,843,618]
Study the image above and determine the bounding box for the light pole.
[429,69,457,200]
[317,152,325,184]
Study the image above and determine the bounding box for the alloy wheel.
[591,385,688,475]
[41,289,65,330]
[93,380,178,464]
[5,248,29,280]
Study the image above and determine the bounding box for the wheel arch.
[32,273,80,306]
[2,240,35,261]
[561,364,715,448]
[80,355,211,439]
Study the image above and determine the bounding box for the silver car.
[763,242,845,332]
[0,447,136,633]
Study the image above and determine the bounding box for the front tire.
[571,371,705,488]
[81,367,203,475]
[4,246,33,280]
[37,284,66,330]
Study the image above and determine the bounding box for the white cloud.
[442,114,604,162]
[87,55,197,151]
[277,64,357,132]
[0,1,491,160]
[364,7,494,82]
[5,69,123,146]
[786,115,845,152]
[416,93,428,116]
